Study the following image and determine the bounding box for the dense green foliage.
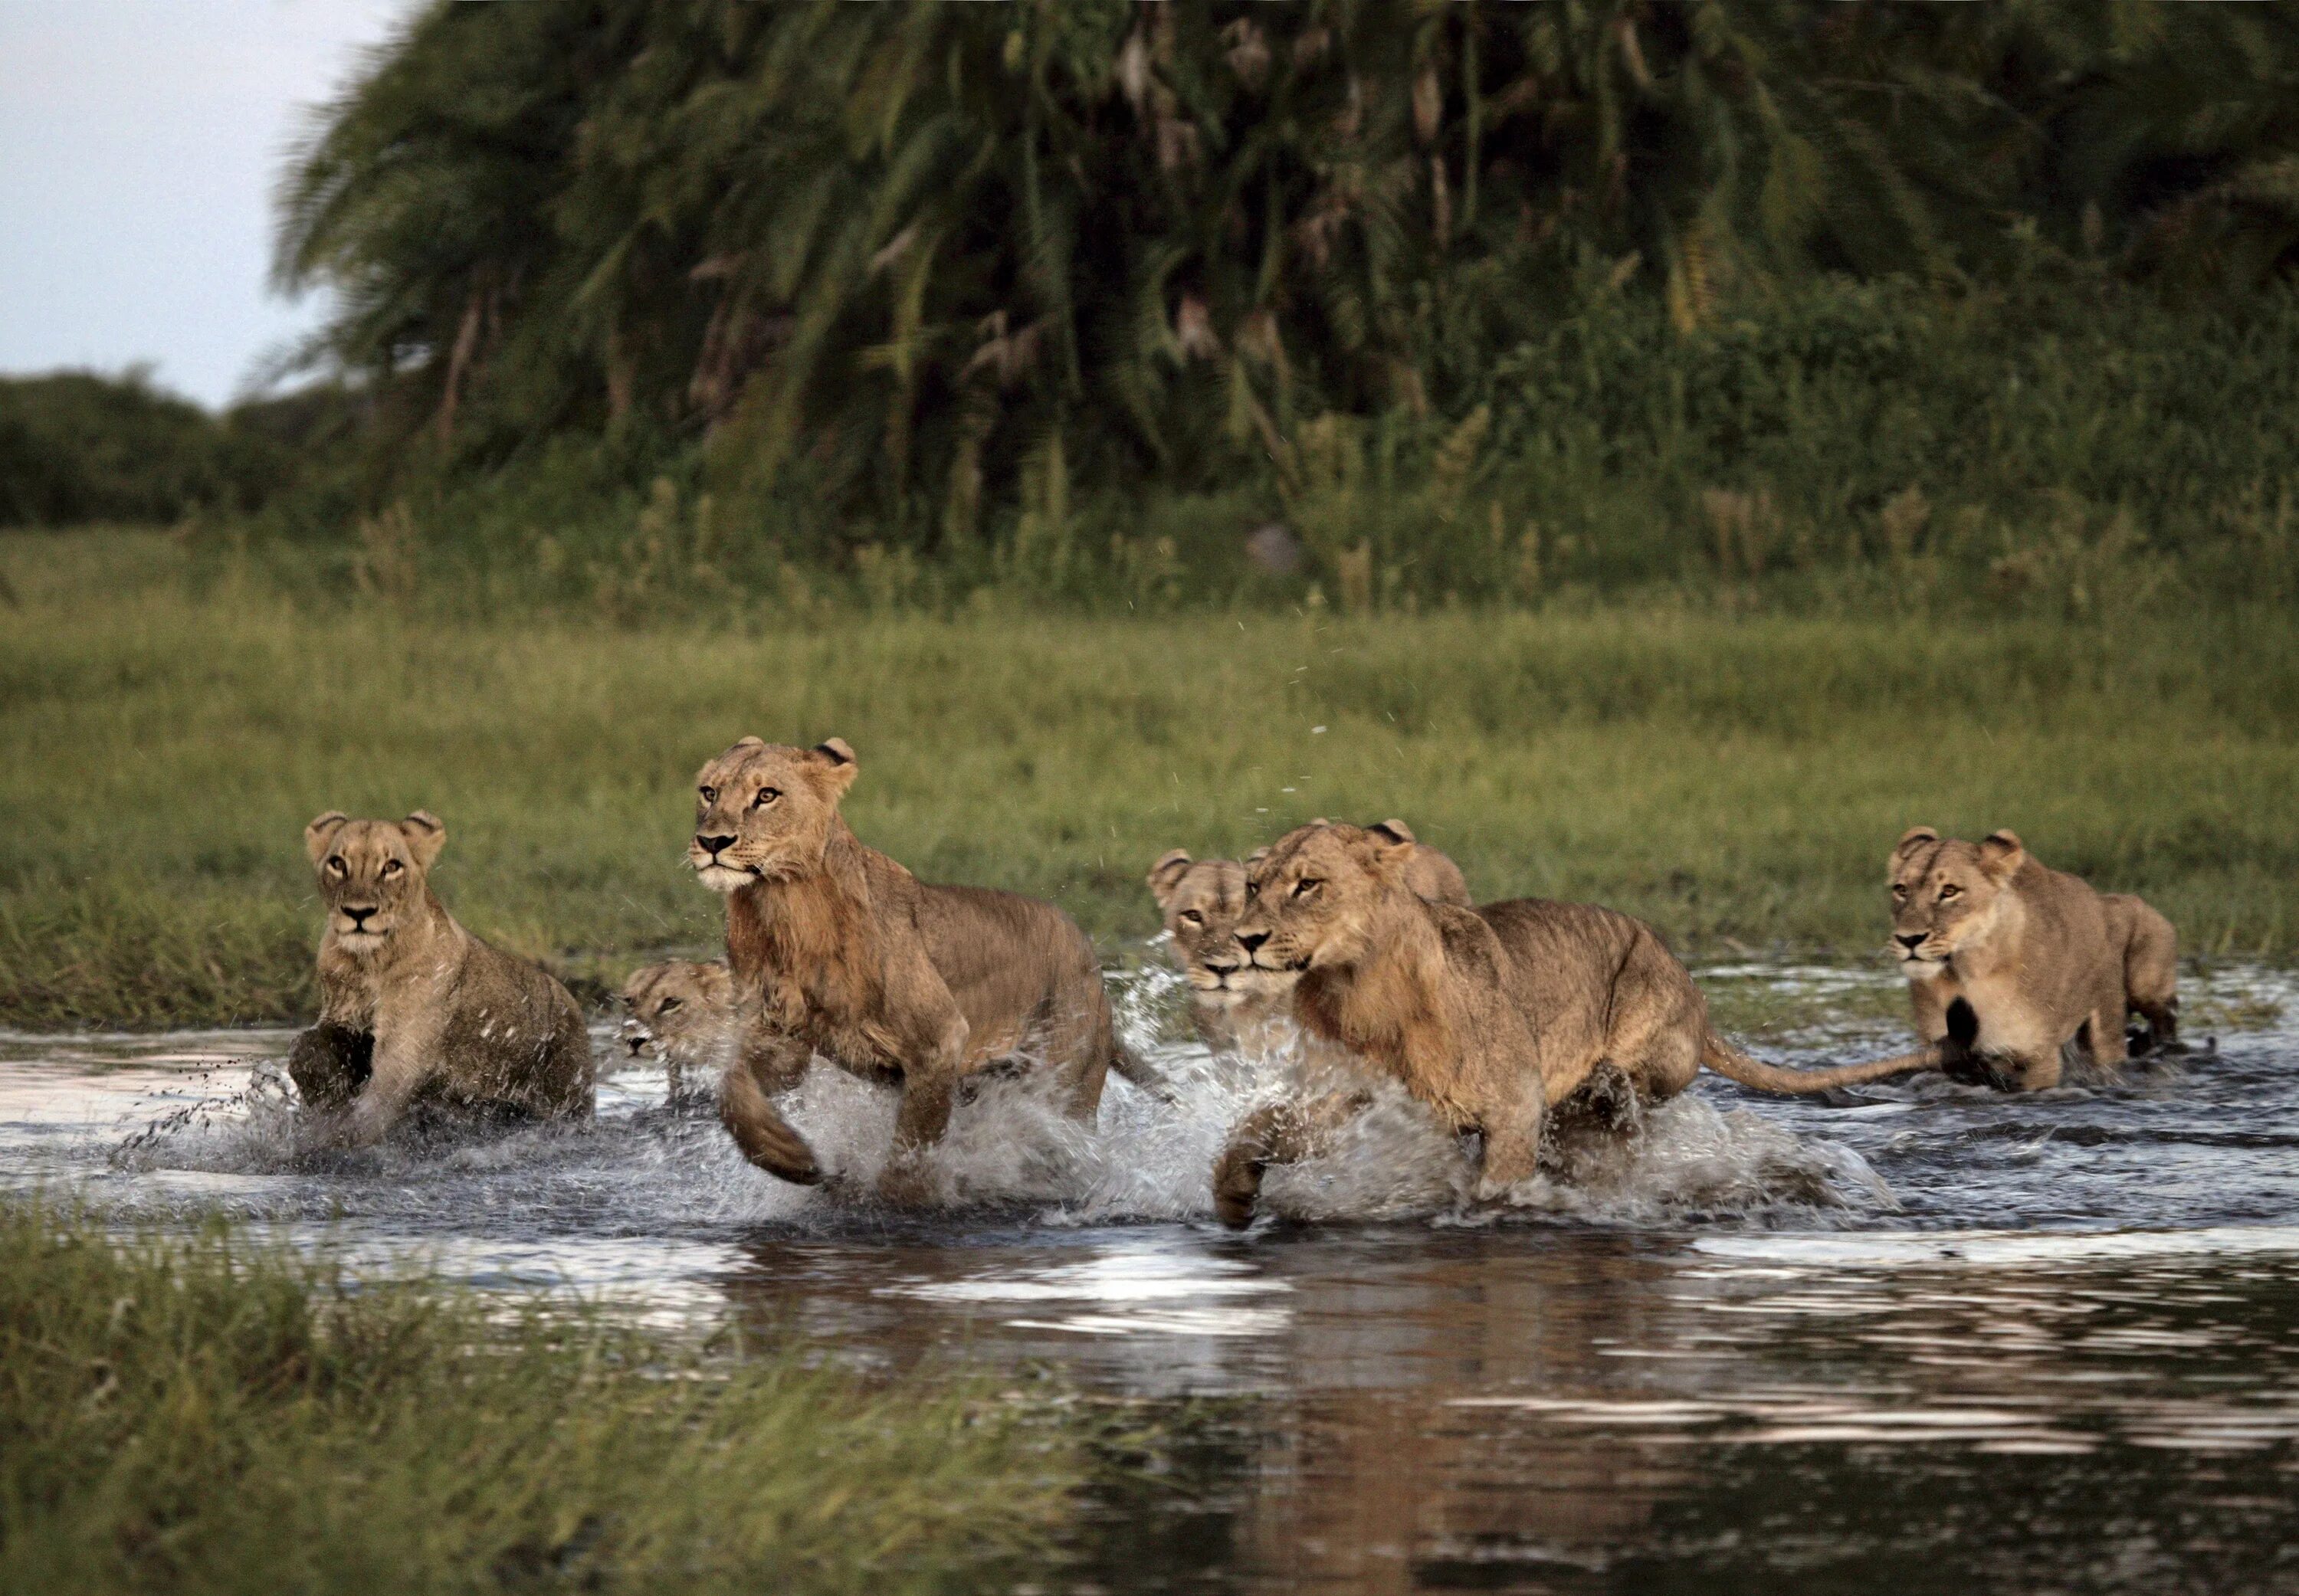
[6,531,2294,1028]
[0,1200,1080,1593]
[0,372,369,529]
[228,277,2299,614]
[268,0,2299,556]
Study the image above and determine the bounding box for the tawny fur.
[1212,821,1933,1226]
[690,736,1152,1201]
[290,811,592,1145]
[1888,827,2182,1091]
[619,959,736,1100]
[1149,822,1470,1057]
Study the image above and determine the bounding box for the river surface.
[6,962,2299,1593]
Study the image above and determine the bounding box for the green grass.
[5,529,2296,1029]
[0,1199,1082,1594]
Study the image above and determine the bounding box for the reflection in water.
[5,962,2299,1590]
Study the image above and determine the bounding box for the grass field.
[6,530,2296,1029]
[0,1201,1083,1594]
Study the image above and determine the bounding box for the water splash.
[82,964,1893,1231]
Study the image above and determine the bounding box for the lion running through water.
[1212,821,1939,1226]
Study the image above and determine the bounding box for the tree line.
[267,0,2299,542]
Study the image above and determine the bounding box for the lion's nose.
[344,905,376,928]
[696,834,735,857]
[1237,931,1269,954]
[1895,932,1927,951]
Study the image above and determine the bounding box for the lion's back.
[437,937,595,1115]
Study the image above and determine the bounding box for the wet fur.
[619,959,736,1100]
[692,738,1145,1198]
[1889,827,2181,1091]
[1148,829,1468,1058]
[290,811,592,1145]
[1213,822,1932,1226]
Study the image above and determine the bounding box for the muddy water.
[6,962,2299,1592]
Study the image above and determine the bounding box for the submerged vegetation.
[5,530,2294,1030]
[0,1200,1083,1594]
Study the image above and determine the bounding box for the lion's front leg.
[1474,1083,1546,1202]
[287,1021,372,1112]
[332,1022,439,1148]
[1212,1089,1374,1229]
[879,1014,969,1207]
[720,1052,822,1185]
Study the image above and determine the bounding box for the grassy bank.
[0,1201,1081,1593]
[5,530,2296,1029]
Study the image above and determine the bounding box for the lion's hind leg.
[2124,913,2183,1056]
[1212,1090,1373,1228]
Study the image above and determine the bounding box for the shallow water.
[8,962,2299,1591]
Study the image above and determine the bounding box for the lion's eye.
[325,856,346,876]
[753,787,780,808]
[698,785,717,804]
[1179,909,1203,925]
[1939,884,1961,900]
[382,859,402,876]
[1294,878,1321,898]
[658,997,682,1014]
[1891,884,1907,898]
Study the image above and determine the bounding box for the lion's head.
[1234,819,1419,975]
[687,736,858,892]
[303,810,447,955]
[620,959,733,1062]
[1888,826,2026,967]
[1146,851,1294,1008]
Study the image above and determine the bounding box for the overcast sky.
[0,0,415,408]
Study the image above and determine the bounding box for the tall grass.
[5,530,2293,1029]
[0,1201,1081,1593]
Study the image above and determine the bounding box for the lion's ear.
[1977,829,2025,880]
[1891,826,1940,866]
[807,736,858,797]
[1146,849,1193,906]
[400,811,448,870]
[1359,820,1417,881]
[729,736,766,752]
[304,811,349,867]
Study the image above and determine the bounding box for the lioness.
[690,736,1150,1201]
[289,811,593,1145]
[1149,821,1470,1054]
[1889,827,2182,1091]
[1213,821,1934,1226]
[620,959,735,1100]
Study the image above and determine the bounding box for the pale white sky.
[0,0,415,408]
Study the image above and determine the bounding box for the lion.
[689,736,1161,1201]
[1888,827,2183,1091]
[1148,821,1470,1055]
[289,811,593,1145]
[1211,821,1937,1227]
[619,959,735,1101]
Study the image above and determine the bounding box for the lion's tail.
[1110,1042,1182,1104]
[1699,1031,1941,1095]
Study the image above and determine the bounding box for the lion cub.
[1148,822,1470,1055]
[619,959,735,1100]
[689,736,1141,1201]
[289,811,593,1145]
[1889,827,2182,1091]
